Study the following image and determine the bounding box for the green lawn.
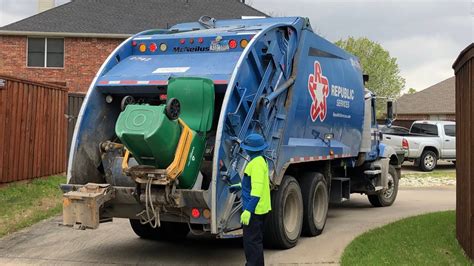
[341,211,471,265]
[0,175,66,237]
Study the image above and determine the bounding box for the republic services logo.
[308,61,329,122]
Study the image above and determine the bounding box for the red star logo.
[308,61,329,122]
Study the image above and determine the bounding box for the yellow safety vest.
[244,156,271,215]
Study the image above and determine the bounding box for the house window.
[27,37,64,68]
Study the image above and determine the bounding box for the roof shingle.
[396,76,455,115]
[0,0,266,35]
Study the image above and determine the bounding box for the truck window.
[444,125,456,137]
[410,123,439,136]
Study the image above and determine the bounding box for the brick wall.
[0,35,123,93]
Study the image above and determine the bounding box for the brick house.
[393,76,455,128]
[0,0,265,93]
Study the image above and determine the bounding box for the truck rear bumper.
[62,183,116,229]
[60,183,210,229]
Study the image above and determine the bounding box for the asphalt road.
[0,188,455,265]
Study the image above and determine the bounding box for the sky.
[0,0,472,92]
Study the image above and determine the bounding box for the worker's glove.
[229,182,242,193]
[240,210,251,225]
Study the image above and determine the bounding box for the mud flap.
[63,183,114,229]
[372,158,389,190]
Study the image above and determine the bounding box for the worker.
[229,133,271,266]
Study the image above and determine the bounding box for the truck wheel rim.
[384,173,394,199]
[313,182,328,229]
[283,189,299,240]
[424,155,435,169]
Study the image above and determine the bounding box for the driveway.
[0,188,455,265]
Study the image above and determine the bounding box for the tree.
[407,88,417,94]
[335,37,405,116]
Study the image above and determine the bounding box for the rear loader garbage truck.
[62,16,402,249]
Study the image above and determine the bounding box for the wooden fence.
[0,76,68,183]
[453,43,474,260]
[67,93,85,154]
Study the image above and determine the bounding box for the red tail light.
[229,39,237,49]
[402,138,409,150]
[198,37,204,43]
[149,43,157,52]
[191,208,200,218]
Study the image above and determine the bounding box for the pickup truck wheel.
[368,165,399,207]
[300,172,328,236]
[419,150,437,172]
[129,219,189,241]
[264,175,303,249]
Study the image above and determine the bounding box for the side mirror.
[363,74,369,84]
[324,133,334,140]
[324,133,334,146]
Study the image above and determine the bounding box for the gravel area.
[400,176,456,187]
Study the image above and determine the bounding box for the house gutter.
[0,30,131,39]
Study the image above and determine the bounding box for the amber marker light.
[203,209,211,219]
[240,39,249,48]
[139,43,147,52]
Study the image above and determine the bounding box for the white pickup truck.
[381,121,456,171]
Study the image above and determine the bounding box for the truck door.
[442,124,456,158]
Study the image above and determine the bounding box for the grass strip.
[402,170,456,179]
[0,175,66,237]
[341,211,471,265]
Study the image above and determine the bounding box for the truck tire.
[368,165,399,207]
[419,150,437,172]
[264,175,303,249]
[300,172,328,236]
[129,219,189,241]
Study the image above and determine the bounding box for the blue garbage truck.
[62,16,402,249]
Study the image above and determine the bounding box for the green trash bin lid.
[167,77,215,132]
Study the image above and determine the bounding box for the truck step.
[364,170,381,175]
[330,177,350,203]
[276,113,286,120]
[219,228,243,239]
[374,186,384,191]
